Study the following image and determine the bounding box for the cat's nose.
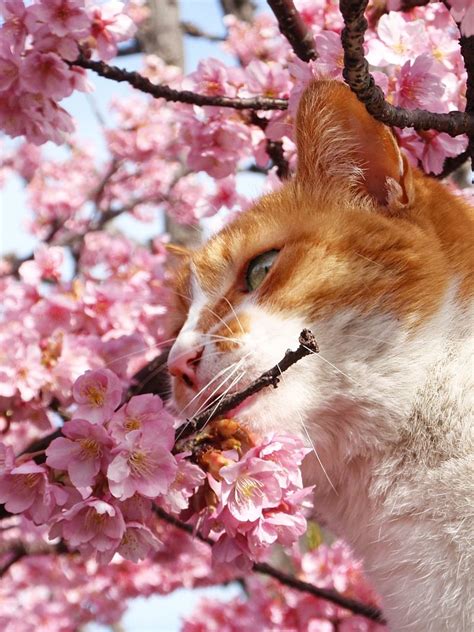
[168,337,204,390]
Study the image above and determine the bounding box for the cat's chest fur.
[306,315,473,631]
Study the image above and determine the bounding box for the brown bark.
[138,0,184,67]
[219,0,255,22]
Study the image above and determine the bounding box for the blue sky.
[1,1,269,630]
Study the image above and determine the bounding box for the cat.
[166,80,474,631]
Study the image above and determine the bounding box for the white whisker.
[178,360,241,417]
[298,411,338,495]
[199,370,247,433]
[103,336,178,369]
[302,345,362,387]
[222,296,245,336]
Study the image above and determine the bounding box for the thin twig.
[71,55,288,111]
[179,329,319,440]
[339,0,474,137]
[0,541,71,578]
[435,149,470,180]
[250,112,291,179]
[180,21,226,41]
[0,547,26,578]
[254,561,385,622]
[267,0,318,62]
[152,504,385,623]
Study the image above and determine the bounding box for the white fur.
[170,282,473,631]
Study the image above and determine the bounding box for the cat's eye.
[245,250,279,292]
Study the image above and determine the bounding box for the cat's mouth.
[190,382,257,422]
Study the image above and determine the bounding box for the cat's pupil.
[245,250,279,292]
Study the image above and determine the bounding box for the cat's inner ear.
[295,80,413,210]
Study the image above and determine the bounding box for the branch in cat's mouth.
[176,329,319,443]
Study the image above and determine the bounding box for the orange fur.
[170,82,472,341]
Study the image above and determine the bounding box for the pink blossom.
[87,1,136,61]
[314,30,344,79]
[449,0,474,37]
[0,53,20,91]
[117,521,161,562]
[107,430,177,500]
[0,461,67,523]
[218,456,283,522]
[398,128,468,175]
[244,60,291,97]
[0,442,15,473]
[0,0,30,54]
[72,368,123,424]
[50,498,125,552]
[157,452,206,514]
[0,335,48,402]
[27,0,89,38]
[187,58,243,98]
[22,51,74,100]
[19,244,65,283]
[366,13,429,67]
[34,25,82,61]
[109,393,175,446]
[183,116,251,179]
[46,419,113,494]
[393,55,446,111]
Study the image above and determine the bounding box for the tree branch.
[339,0,474,137]
[180,21,226,41]
[0,541,70,578]
[152,505,385,623]
[71,55,288,111]
[457,27,474,167]
[267,0,318,62]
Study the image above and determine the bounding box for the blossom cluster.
[0,361,314,571]
[0,1,470,175]
[0,367,206,564]
[199,433,313,569]
[0,514,220,632]
[0,0,135,143]
[183,540,386,632]
[0,233,173,453]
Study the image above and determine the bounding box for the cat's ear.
[295,80,413,211]
[165,244,192,258]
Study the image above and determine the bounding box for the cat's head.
[166,80,452,473]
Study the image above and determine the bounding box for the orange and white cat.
[167,80,474,631]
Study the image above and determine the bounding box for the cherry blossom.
[87,1,136,61]
[0,461,67,523]
[72,368,123,424]
[109,393,175,444]
[19,244,65,283]
[50,497,126,552]
[107,429,177,500]
[449,0,474,36]
[46,419,113,493]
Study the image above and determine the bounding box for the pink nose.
[168,345,203,390]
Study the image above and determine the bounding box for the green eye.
[245,250,279,292]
